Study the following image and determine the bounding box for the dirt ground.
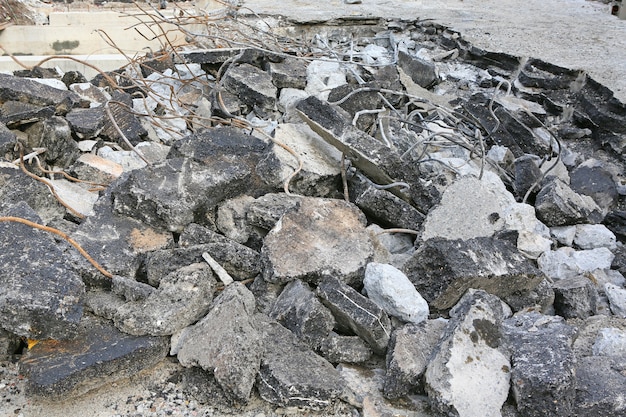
[0,0,625,416]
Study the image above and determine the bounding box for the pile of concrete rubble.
[0,16,625,417]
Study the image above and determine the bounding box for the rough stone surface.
[24,116,80,167]
[605,283,626,318]
[72,194,173,281]
[18,314,169,400]
[256,315,345,409]
[574,224,617,249]
[570,161,619,214]
[397,51,438,89]
[114,263,217,336]
[403,236,545,310]
[502,312,577,417]
[421,175,514,241]
[222,63,277,112]
[268,58,308,89]
[100,90,147,145]
[0,202,85,340]
[425,290,511,417]
[535,178,604,226]
[363,262,429,324]
[110,157,251,233]
[270,279,335,349]
[575,356,626,417]
[553,276,598,319]
[256,122,342,197]
[502,278,555,314]
[350,173,425,231]
[318,332,373,364]
[174,283,262,403]
[537,247,615,281]
[591,327,626,356]
[262,197,374,286]
[384,319,448,399]
[0,166,66,224]
[0,72,81,112]
[317,275,392,355]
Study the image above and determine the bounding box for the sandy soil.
[0,0,624,416]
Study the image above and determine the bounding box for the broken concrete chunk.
[570,161,619,214]
[591,327,626,356]
[605,283,626,318]
[403,237,544,310]
[73,196,173,280]
[216,195,256,244]
[256,122,342,197]
[246,192,303,231]
[384,319,447,399]
[111,275,155,302]
[364,262,429,324]
[0,202,84,340]
[256,315,345,409]
[65,107,106,139]
[111,157,251,232]
[350,173,425,231]
[502,278,555,314]
[502,312,577,417]
[575,356,626,417]
[537,247,615,281]
[24,116,80,167]
[535,178,604,226]
[421,175,514,241]
[553,276,598,319]
[317,275,392,355]
[175,283,261,403]
[100,90,147,145]
[70,153,123,185]
[397,51,438,89]
[222,63,277,112]
[19,314,169,400]
[114,263,216,336]
[574,223,617,249]
[144,239,260,286]
[0,166,66,224]
[0,100,55,128]
[269,58,308,89]
[295,95,432,206]
[270,279,335,349]
[0,72,81,113]
[425,290,511,417]
[262,197,373,286]
[319,332,373,364]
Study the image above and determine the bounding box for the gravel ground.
[0,0,625,416]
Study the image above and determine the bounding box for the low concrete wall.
[0,9,187,76]
[1,10,186,56]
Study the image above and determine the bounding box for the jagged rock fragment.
[0,202,84,340]
[425,290,511,417]
[256,316,344,409]
[384,319,447,399]
[317,276,391,354]
[403,236,544,310]
[114,263,216,336]
[174,283,261,403]
[535,178,604,226]
[19,314,169,399]
[262,197,373,286]
[502,312,577,417]
[270,279,335,349]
